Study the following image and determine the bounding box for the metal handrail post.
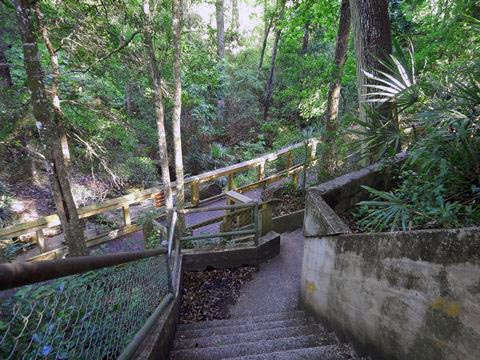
[167,211,178,259]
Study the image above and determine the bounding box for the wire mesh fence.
[0,254,170,360]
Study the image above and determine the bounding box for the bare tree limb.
[74,30,140,74]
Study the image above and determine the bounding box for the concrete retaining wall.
[300,157,480,360]
[183,231,280,271]
[271,210,305,234]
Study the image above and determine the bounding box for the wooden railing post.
[286,151,293,169]
[253,203,260,246]
[228,173,234,191]
[258,161,265,181]
[286,151,298,186]
[291,171,299,187]
[260,203,273,236]
[191,179,200,207]
[307,140,318,163]
[36,229,48,253]
[122,205,131,227]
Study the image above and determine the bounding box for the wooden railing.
[0,138,319,260]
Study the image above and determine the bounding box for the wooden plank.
[187,141,305,183]
[236,164,304,193]
[181,229,256,241]
[226,190,254,204]
[27,225,141,262]
[187,207,250,231]
[0,213,61,239]
[180,203,255,214]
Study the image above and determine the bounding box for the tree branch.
[74,30,140,74]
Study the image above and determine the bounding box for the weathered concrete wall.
[312,152,406,215]
[301,228,480,360]
[271,209,305,234]
[301,156,480,360]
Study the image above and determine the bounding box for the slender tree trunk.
[298,21,310,86]
[0,36,13,87]
[142,0,174,219]
[258,0,273,73]
[300,22,310,57]
[215,0,225,122]
[263,0,286,121]
[321,0,351,173]
[35,5,71,165]
[125,82,135,115]
[324,0,351,134]
[172,0,185,234]
[231,0,239,32]
[349,0,393,123]
[13,0,87,256]
[263,29,281,121]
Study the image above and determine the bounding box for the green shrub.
[353,55,480,231]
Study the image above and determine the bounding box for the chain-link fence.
[0,254,170,359]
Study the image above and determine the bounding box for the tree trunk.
[349,0,393,124]
[231,0,239,33]
[0,36,13,87]
[35,4,71,165]
[258,0,273,73]
[142,0,174,219]
[324,0,351,134]
[172,0,185,234]
[258,20,272,73]
[13,0,87,256]
[300,22,310,58]
[262,0,286,121]
[263,29,281,121]
[125,82,135,115]
[215,0,225,122]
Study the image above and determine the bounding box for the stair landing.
[170,229,363,359]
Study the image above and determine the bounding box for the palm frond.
[362,40,418,112]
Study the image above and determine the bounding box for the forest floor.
[180,266,257,323]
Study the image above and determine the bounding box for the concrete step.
[171,334,324,360]
[175,324,336,350]
[177,311,305,331]
[226,344,358,360]
[176,318,313,340]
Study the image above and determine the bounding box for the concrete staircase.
[170,310,359,359]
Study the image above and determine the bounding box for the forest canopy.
[0,0,479,255]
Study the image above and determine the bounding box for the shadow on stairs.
[170,310,360,360]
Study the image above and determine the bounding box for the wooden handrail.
[0,138,319,257]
